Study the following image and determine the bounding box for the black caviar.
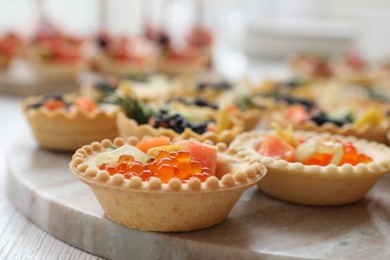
[150,109,209,134]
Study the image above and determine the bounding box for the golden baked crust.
[240,109,262,131]
[229,130,390,206]
[116,111,244,145]
[69,137,266,232]
[21,96,120,151]
[294,120,389,144]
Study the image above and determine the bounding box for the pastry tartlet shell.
[294,120,389,145]
[21,96,120,151]
[267,103,390,144]
[69,137,266,232]
[240,109,263,131]
[229,130,390,206]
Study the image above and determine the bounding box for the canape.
[116,97,245,145]
[267,87,390,144]
[91,35,157,76]
[229,129,390,206]
[158,44,210,75]
[69,137,265,232]
[21,93,120,151]
[0,32,25,69]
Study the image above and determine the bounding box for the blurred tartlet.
[21,93,120,151]
[0,32,25,69]
[80,75,173,104]
[289,52,333,80]
[116,97,245,145]
[27,29,84,80]
[229,129,390,206]
[267,86,390,144]
[90,35,157,76]
[333,50,374,87]
[69,137,265,232]
[158,44,211,75]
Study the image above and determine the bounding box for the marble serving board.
[6,134,390,259]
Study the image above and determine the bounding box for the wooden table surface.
[0,96,103,260]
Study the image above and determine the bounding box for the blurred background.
[0,0,389,88]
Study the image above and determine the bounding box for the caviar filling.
[97,140,216,183]
[27,93,98,113]
[276,96,316,112]
[257,127,373,166]
[149,108,211,135]
[283,102,383,129]
[28,93,67,110]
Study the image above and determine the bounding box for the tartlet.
[69,137,266,232]
[158,45,210,75]
[289,52,333,80]
[333,50,374,87]
[291,119,389,144]
[27,32,84,81]
[21,95,120,151]
[80,75,173,104]
[229,130,390,206]
[91,36,157,76]
[267,93,390,144]
[116,106,244,145]
[0,32,26,70]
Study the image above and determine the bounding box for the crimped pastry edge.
[296,120,389,144]
[21,96,121,151]
[69,136,266,193]
[229,130,390,178]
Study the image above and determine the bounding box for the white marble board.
[6,134,390,259]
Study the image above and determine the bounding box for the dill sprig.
[104,94,155,125]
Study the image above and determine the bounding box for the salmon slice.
[258,134,295,162]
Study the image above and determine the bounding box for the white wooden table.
[0,96,103,260]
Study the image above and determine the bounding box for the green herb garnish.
[104,94,155,124]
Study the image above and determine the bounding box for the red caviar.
[303,141,373,166]
[339,141,373,166]
[99,149,212,183]
[258,135,373,166]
